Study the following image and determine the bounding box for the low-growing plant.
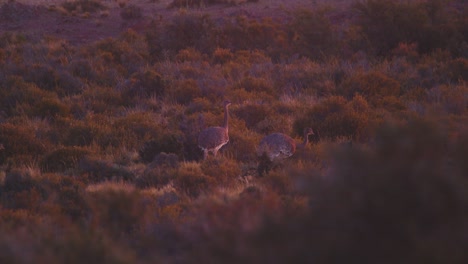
[289,8,339,59]
[200,157,240,186]
[173,162,214,198]
[139,133,185,163]
[339,71,401,107]
[0,122,48,165]
[120,4,143,20]
[78,157,135,183]
[62,0,107,14]
[294,95,370,141]
[40,146,89,173]
[168,78,203,105]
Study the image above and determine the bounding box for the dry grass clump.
[0,122,48,165]
[173,162,214,198]
[339,71,401,107]
[61,0,107,14]
[352,0,467,56]
[40,146,89,173]
[119,4,143,20]
[294,95,370,141]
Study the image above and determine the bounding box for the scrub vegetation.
[0,0,467,263]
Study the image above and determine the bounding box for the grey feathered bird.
[198,100,231,159]
[257,127,314,161]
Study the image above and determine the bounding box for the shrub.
[260,171,293,195]
[136,153,179,188]
[0,123,47,165]
[294,95,370,141]
[234,76,275,95]
[212,48,234,64]
[40,147,89,173]
[168,79,203,105]
[175,48,203,62]
[120,4,143,20]
[200,158,240,186]
[62,0,106,14]
[226,128,261,162]
[218,16,282,51]
[339,71,401,106]
[446,57,468,82]
[233,103,273,130]
[139,133,185,163]
[173,162,214,198]
[126,69,166,98]
[33,97,71,119]
[87,189,150,234]
[289,8,338,59]
[161,12,216,55]
[78,157,135,183]
[2,168,34,193]
[136,167,174,189]
[64,122,96,146]
[352,0,466,56]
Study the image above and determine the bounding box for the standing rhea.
[257,128,314,175]
[198,100,231,159]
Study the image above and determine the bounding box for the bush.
[161,12,216,55]
[339,71,401,106]
[200,158,240,186]
[139,133,185,163]
[353,0,466,56]
[120,4,143,20]
[168,79,203,105]
[233,103,273,130]
[173,162,214,198]
[78,157,135,183]
[212,48,234,64]
[294,95,370,141]
[126,69,166,98]
[0,123,48,165]
[446,57,468,82]
[62,0,106,14]
[136,153,179,188]
[289,8,338,59]
[40,147,89,173]
[87,189,150,234]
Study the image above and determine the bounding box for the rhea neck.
[298,131,311,148]
[223,104,230,130]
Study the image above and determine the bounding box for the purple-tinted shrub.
[40,147,89,173]
[0,123,48,165]
[289,8,339,59]
[294,95,370,141]
[339,71,401,107]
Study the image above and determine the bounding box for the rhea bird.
[257,127,314,175]
[198,100,231,159]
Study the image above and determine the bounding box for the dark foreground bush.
[181,119,468,263]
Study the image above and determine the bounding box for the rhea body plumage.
[198,100,231,159]
[257,128,314,161]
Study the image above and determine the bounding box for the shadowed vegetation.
[0,0,467,263]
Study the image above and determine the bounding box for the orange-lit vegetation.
[0,0,467,262]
